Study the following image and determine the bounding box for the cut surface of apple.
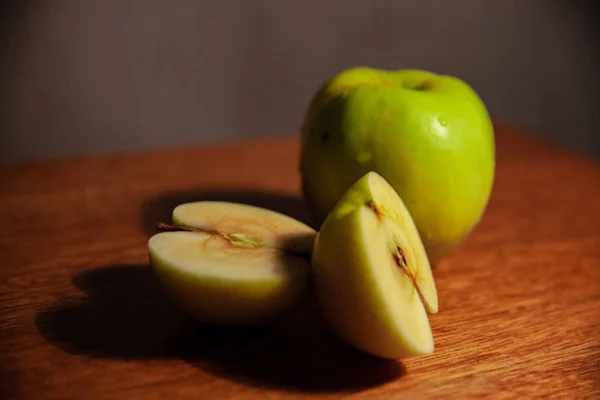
[311,172,438,359]
[148,201,316,326]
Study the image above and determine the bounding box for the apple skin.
[300,67,495,264]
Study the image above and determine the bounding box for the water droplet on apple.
[438,117,447,127]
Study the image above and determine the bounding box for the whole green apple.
[299,67,495,264]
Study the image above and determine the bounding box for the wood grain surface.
[1,123,599,399]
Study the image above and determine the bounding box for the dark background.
[1,0,598,163]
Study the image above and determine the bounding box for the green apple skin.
[300,67,495,264]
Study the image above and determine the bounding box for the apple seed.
[392,245,428,307]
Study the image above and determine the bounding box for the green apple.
[300,67,495,263]
[148,201,316,326]
[312,171,438,359]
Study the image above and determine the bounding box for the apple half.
[311,172,439,359]
[148,201,316,326]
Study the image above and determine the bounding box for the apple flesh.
[311,171,438,359]
[300,67,495,264]
[172,201,316,254]
[148,201,316,326]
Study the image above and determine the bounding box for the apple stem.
[155,222,312,260]
[156,222,215,234]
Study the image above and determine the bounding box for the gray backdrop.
[1,0,598,163]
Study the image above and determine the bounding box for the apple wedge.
[148,201,316,326]
[311,172,438,359]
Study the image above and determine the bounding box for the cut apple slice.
[311,172,439,359]
[148,201,316,326]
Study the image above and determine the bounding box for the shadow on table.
[139,188,317,237]
[0,353,18,399]
[35,264,405,394]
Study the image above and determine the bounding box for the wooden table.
[1,123,599,399]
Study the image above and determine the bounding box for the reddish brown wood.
[1,123,599,399]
